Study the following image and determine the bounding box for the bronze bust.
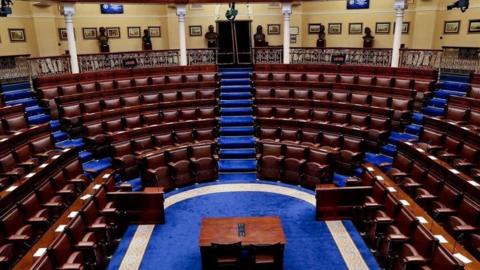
[316,24,326,48]
[142,29,152,51]
[98,27,110,53]
[204,25,218,48]
[363,27,374,48]
[254,25,268,47]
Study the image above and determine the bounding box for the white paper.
[405,142,413,146]
[6,186,17,192]
[468,181,480,187]
[416,216,428,224]
[62,148,70,152]
[68,211,78,219]
[55,224,66,232]
[428,155,438,160]
[387,187,397,192]
[93,184,101,190]
[376,176,384,181]
[52,155,60,160]
[103,173,111,179]
[0,138,7,142]
[434,235,448,243]
[450,169,460,174]
[366,167,374,172]
[416,148,425,153]
[453,253,472,264]
[25,173,35,178]
[33,248,47,257]
[400,200,410,206]
[39,163,48,168]
[461,126,470,131]
[80,194,92,200]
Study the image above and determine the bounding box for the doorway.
[216,20,252,65]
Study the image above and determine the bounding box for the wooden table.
[363,163,480,270]
[199,216,286,268]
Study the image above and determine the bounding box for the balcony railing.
[28,55,71,78]
[289,47,393,66]
[0,55,31,83]
[187,48,217,65]
[253,47,283,64]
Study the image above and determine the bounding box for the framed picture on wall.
[308,24,322,34]
[328,23,342,35]
[468,20,480,33]
[189,25,202,36]
[106,27,121,39]
[290,26,299,35]
[148,26,161,38]
[349,23,363,35]
[402,22,410,34]
[82,28,98,40]
[375,22,391,34]
[58,28,68,40]
[267,24,280,35]
[444,21,460,34]
[290,34,297,44]
[8,29,26,42]
[127,27,141,38]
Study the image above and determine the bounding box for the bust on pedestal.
[363,27,375,48]
[98,27,110,53]
[254,25,268,47]
[316,24,326,48]
[142,29,152,51]
[204,25,218,48]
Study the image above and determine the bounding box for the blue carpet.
[28,113,51,124]
[1,81,31,91]
[218,136,256,148]
[56,138,85,149]
[219,71,252,79]
[220,107,253,116]
[388,132,418,144]
[220,85,253,92]
[380,144,397,157]
[5,97,38,107]
[219,100,253,107]
[219,116,254,126]
[422,106,445,117]
[218,159,257,172]
[106,225,138,269]
[50,120,61,131]
[364,152,393,168]
[220,78,251,85]
[440,74,470,83]
[434,89,466,99]
[219,148,256,159]
[219,126,254,136]
[25,105,45,116]
[220,92,252,100]
[78,151,94,162]
[439,81,470,92]
[218,173,257,181]
[427,98,447,108]
[82,157,112,174]
[412,113,423,124]
[108,191,379,270]
[405,124,422,135]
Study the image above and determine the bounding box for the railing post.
[282,3,292,64]
[176,5,187,66]
[62,4,78,74]
[391,0,407,68]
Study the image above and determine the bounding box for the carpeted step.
[388,132,418,144]
[79,150,94,162]
[219,67,253,72]
[52,131,69,142]
[219,72,252,79]
[220,92,252,100]
[219,126,254,136]
[427,98,447,108]
[219,148,256,159]
[364,152,393,168]
[422,106,445,117]
[219,116,254,126]
[434,89,466,99]
[218,159,257,172]
[218,136,256,148]
[220,107,253,116]
[380,144,397,157]
[2,89,32,100]
[438,81,470,92]
[218,172,257,181]
[83,157,112,175]
[439,74,470,83]
[56,138,85,149]
[405,124,423,135]
[412,113,424,125]
[1,81,31,91]
[219,99,253,107]
[220,78,251,85]
[50,120,61,131]
[220,85,252,93]
[28,113,50,125]
[5,97,38,107]
[25,105,45,116]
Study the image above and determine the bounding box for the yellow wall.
[0,0,479,57]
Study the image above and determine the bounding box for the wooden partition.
[315,184,371,220]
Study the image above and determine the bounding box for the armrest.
[59,263,83,270]
[403,256,427,264]
[7,235,29,242]
[453,225,479,234]
[388,234,409,242]
[363,202,382,209]
[27,217,49,225]
[379,162,392,169]
[75,241,95,250]
[375,216,394,224]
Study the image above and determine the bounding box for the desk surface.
[199,216,286,247]
[363,163,480,270]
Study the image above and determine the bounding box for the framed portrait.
[443,21,460,34]
[328,23,342,35]
[106,27,121,39]
[349,23,363,35]
[82,28,98,40]
[58,28,68,41]
[375,22,391,34]
[148,26,161,38]
[290,34,297,44]
[402,22,410,34]
[127,27,141,38]
[468,20,480,33]
[8,29,26,42]
[189,25,202,36]
[308,24,322,34]
[267,24,280,35]
[290,26,299,35]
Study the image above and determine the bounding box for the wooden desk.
[199,216,286,269]
[363,163,480,270]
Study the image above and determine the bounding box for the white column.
[391,0,407,68]
[176,4,187,66]
[62,4,79,73]
[282,3,292,64]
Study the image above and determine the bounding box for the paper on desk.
[434,235,448,243]
[454,253,472,264]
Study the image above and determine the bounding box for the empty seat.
[190,144,217,182]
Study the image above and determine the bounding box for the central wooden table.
[199,216,286,268]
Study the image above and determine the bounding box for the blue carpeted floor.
[108,190,379,270]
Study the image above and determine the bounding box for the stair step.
[428,98,447,108]
[218,172,257,181]
[220,78,251,85]
[422,106,445,117]
[388,132,418,145]
[381,144,397,157]
[218,136,256,148]
[220,107,253,116]
[412,113,424,125]
[434,89,466,99]
[219,116,254,126]
[218,159,257,172]
[439,81,470,92]
[83,157,112,175]
[2,89,32,100]
[364,152,393,168]
[1,81,31,91]
[56,138,85,149]
[220,85,252,93]
[219,126,254,136]
[219,148,256,159]
[50,120,61,131]
[219,67,253,72]
[79,151,94,162]
[219,72,252,79]
[28,114,51,125]
[405,124,423,135]
[25,105,45,116]
[5,97,38,107]
[439,73,471,83]
[220,92,252,100]
[220,100,253,107]
[52,131,69,142]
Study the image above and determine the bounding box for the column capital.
[176,4,187,17]
[282,2,292,16]
[393,0,408,11]
[62,3,75,17]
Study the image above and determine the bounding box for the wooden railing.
[28,55,71,78]
[0,54,31,83]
